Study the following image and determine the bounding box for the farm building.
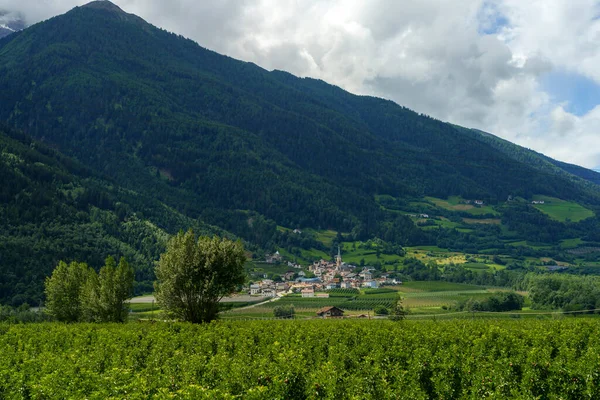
[316,306,345,318]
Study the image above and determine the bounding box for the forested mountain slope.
[0,124,217,305]
[0,1,598,235]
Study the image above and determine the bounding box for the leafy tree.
[45,261,90,322]
[389,296,407,320]
[273,305,295,319]
[81,256,134,322]
[154,230,246,323]
[46,257,133,323]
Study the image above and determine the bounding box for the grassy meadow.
[532,195,594,222]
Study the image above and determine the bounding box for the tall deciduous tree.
[45,261,91,322]
[46,257,134,323]
[155,230,246,323]
[80,256,134,322]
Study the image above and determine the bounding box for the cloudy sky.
[2,0,600,169]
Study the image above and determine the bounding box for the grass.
[425,196,500,216]
[309,229,339,247]
[508,240,552,250]
[560,238,585,249]
[532,195,594,222]
[463,262,491,271]
[249,261,294,276]
[400,281,486,292]
[129,303,158,312]
[462,218,501,225]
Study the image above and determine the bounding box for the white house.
[340,281,352,289]
[250,284,260,295]
[301,288,315,298]
[261,289,277,297]
[362,280,378,288]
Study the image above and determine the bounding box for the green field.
[425,196,500,216]
[560,238,586,249]
[532,195,594,222]
[310,229,339,247]
[3,320,600,398]
[400,281,486,292]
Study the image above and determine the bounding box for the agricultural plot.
[399,281,486,292]
[226,281,501,318]
[425,196,500,216]
[532,195,594,222]
[4,320,600,398]
[247,289,399,312]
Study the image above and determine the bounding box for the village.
[247,248,400,298]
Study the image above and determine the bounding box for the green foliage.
[458,291,524,312]
[373,305,389,315]
[45,257,134,323]
[0,304,52,323]
[80,256,134,322]
[525,274,600,312]
[273,305,295,319]
[44,261,91,322]
[4,319,600,398]
[155,230,246,323]
[389,297,408,320]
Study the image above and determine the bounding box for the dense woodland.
[1,2,600,305]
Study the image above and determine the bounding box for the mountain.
[0,11,25,39]
[1,1,600,303]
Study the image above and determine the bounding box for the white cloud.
[3,0,600,168]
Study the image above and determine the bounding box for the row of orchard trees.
[45,230,246,323]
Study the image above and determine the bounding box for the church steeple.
[336,246,342,270]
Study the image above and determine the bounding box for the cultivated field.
[3,320,600,398]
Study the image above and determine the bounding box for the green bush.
[373,305,389,315]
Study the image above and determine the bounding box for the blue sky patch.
[478,1,509,35]
[541,70,600,116]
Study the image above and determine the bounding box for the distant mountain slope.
[545,158,600,186]
[463,128,600,189]
[0,124,219,306]
[0,11,25,39]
